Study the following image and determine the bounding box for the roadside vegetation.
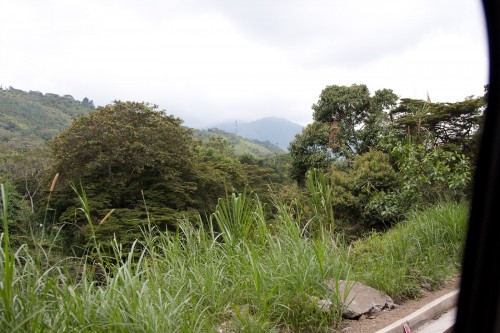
[0,83,485,331]
[0,184,467,332]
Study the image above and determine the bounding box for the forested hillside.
[0,83,486,332]
[0,86,283,159]
[0,99,289,253]
[0,87,95,151]
[193,128,283,158]
[0,84,486,247]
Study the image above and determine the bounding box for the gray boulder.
[326,280,396,319]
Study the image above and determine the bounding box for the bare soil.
[336,276,460,333]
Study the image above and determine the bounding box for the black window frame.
[455,1,500,332]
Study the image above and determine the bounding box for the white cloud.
[0,0,488,128]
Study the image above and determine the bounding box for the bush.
[328,150,400,229]
[327,145,472,231]
[389,142,472,203]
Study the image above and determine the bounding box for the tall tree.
[312,84,398,157]
[389,96,485,157]
[49,101,200,247]
[288,121,331,184]
[289,84,398,183]
[0,147,50,213]
[50,101,197,210]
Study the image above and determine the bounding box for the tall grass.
[0,184,15,325]
[0,183,468,332]
[305,169,335,233]
[348,201,468,301]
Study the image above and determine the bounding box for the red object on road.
[403,323,412,333]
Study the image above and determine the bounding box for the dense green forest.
[0,83,486,331]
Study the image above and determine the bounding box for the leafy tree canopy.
[312,84,398,157]
[289,84,398,183]
[389,96,485,158]
[50,101,198,211]
[288,121,331,184]
[47,101,286,251]
[0,147,51,214]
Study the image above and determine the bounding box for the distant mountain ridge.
[207,117,303,150]
[193,128,283,158]
[0,87,286,158]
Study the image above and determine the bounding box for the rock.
[309,295,333,312]
[326,280,395,320]
[420,281,432,291]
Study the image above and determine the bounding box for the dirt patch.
[336,276,460,333]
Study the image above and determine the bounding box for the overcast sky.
[0,0,488,128]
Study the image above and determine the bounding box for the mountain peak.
[207,117,304,150]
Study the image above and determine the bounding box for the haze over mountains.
[0,86,301,155]
[206,117,304,150]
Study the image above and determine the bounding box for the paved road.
[416,307,456,333]
[375,290,458,333]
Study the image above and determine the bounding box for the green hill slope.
[0,86,283,158]
[193,128,283,158]
[0,87,94,151]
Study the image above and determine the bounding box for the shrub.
[328,150,400,229]
[327,145,472,231]
[389,142,472,203]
